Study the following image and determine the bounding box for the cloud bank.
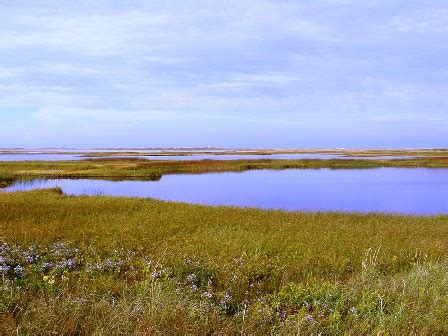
[0,1,447,147]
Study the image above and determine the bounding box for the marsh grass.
[1,189,447,334]
[0,174,14,188]
[1,157,448,186]
[67,148,448,158]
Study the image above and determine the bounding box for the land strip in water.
[1,148,448,157]
[1,156,448,187]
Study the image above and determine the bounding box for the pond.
[3,168,448,215]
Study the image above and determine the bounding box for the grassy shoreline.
[0,190,448,335]
[1,189,447,334]
[1,157,448,185]
[2,157,448,333]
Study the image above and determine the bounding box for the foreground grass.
[1,189,447,334]
[1,156,448,186]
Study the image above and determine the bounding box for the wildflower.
[219,299,228,311]
[57,258,76,270]
[322,303,334,313]
[41,262,53,271]
[186,273,197,283]
[219,289,233,312]
[304,314,314,323]
[24,252,40,264]
[87,262,103,273]
[14,265,24,277]
[151,270,161,279]
[223,291,232,301]
[349,307,358,316]
[105,259,116,269]
[280,310,288,321]
[0,265,10,273]
[43,275,55,285]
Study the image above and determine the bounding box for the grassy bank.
[81,148,448,158]
[1,189,447,334]
[1,156,448,185]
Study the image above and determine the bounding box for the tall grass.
[1,189,447,334]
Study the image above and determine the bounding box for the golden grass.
[1,189,447,334]
[1,156,448,185]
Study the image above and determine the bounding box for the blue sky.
[0,0,447,148]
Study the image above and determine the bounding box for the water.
[98,154,343,160]
[3,168,448,215]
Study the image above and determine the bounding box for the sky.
[0,0,447,149]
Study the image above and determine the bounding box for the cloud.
[390,7,448,33]
[0,1,447,147]
[0,2,333,57]
[206,73,315,88]
[0,66,22,78]
[368,113,447,125]
[36,63,101,75]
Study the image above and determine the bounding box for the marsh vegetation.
[1,156,448,187]
[1,154,447,334]
[1,189,447,334]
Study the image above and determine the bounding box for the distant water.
[3,168,448,215]
[0,153,413,161]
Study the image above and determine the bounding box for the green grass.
[1,156,448,186]
[1,189,447,334]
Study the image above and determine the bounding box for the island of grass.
[1,156,448,186]
[0,189,447,334]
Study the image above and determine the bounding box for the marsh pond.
[4,168,448,215]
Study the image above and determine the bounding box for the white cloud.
[0,1,447,147]
[0,84,98,108]
[0,66,22,79]
[0,2,332,57]
[368,114,447,124]
[207,73,314,88]
[36,63,100,75]
[390,7,448,33]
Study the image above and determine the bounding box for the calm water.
[98,154,343,161]
[0,153,343,161]
[3,168,448,215]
